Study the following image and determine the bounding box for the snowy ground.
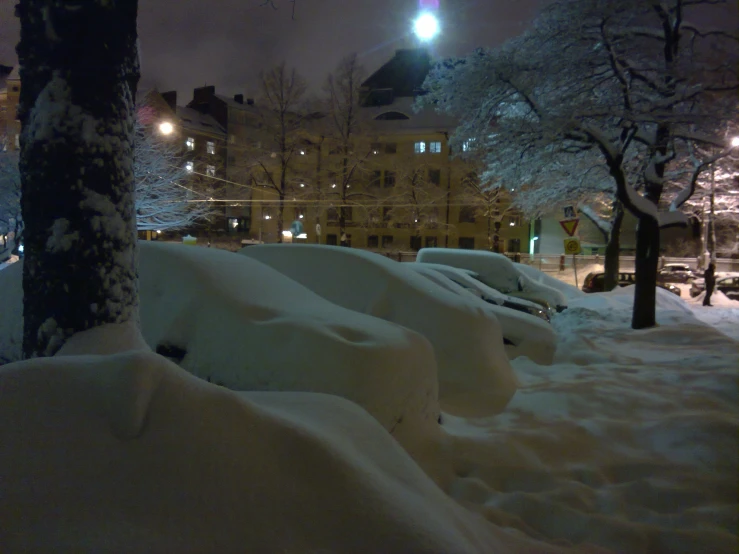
[0,247,737,552]
[442,286,738,553]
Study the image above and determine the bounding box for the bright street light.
[159,122,174,135]
[413,12,440,41]
[731,136,739,148]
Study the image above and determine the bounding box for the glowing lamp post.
[158,121,174,135]
[413,12,440,42]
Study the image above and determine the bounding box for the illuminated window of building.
[206,165,216,177]
[207,141,215,155]
[185,161,194,173]
[186,137,195,150]
[429,141,442,153]
[414,141,426,154]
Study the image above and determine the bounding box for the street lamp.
[159,121,174,135]
[413,12,440,42]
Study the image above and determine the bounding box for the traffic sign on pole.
[559,219,580,237]
[564,237,581,255]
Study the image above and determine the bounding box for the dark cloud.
[0,0,542,101]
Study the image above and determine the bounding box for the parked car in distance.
[405,263,556,365]
[412,263,551,322]
[658,263,695,283]
[690,274,739,300]
[416,248,568,312]
[582,271,681,297]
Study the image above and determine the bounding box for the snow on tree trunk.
[17,0,140,358]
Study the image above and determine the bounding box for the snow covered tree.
[0,149,22,254]
[133,118,214,231]
[420,0,739,328]
[670,142,739,260]
[16,0,140,356]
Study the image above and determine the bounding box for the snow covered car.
[0,243,443,439]
[690,274,739,300]
[416,248,569,312]
[239,244,519,416]
[411,263,550,322]
[582,271,681,296]
[657,263,695,283]
[406,263,556,365]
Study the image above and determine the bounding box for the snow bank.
[0,348,558,553]
[416,248,568,310]
[0,244,442,445]
[442,296,739,553]
[516,261,585,300]
[407,263,556,365]
[138,242,440,439]
[239,244,518,416]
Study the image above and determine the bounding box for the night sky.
[0,0,541,101]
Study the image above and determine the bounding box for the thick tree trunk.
[17,0,140,358]
[632,216,660,329]
[603,202,624,291]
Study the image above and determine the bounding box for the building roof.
[361,49,432,106]
[214,94,259,113]
[176,106,226,138]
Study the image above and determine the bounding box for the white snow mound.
[0,348,556,554]
[239,244,519,416]
[516,261,585,300]
[0,243,443,443]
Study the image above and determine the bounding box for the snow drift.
[0,339,560,554]
[239,244,519,416]
[0,243,442,443]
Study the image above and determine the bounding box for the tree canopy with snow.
[133,118,214,231]
[418,0,739,329]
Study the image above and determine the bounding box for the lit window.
[414,141,426,154]
[206,165,216,177]
[508,215,521,227]
[463,138,476,152]
[207,141,215,155]
[186,137,195,151]
[185,161,194,173]
[371,143,381,155]
[429,141,442,153]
